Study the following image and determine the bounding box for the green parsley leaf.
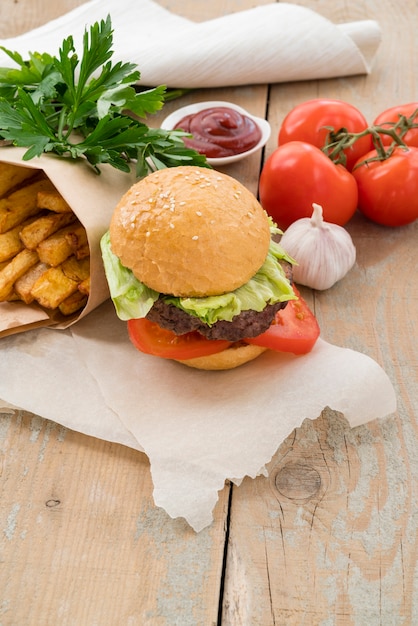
[0,15,209,175]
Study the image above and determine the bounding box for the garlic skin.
[279,203,356,290]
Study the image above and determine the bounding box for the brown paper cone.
[0,147,136,336]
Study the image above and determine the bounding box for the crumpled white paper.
[0,299,397,531]
[0,0,381,87]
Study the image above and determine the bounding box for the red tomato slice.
[127,318,233,359]
[245,288,320,355]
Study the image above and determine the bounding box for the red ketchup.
[173,106,262,158]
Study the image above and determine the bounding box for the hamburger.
[101,165,302,370]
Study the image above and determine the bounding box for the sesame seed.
[196,211,202,216]
[192,235,199,240]
[169,223,175,229]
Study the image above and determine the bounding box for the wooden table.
[1,1,417,624]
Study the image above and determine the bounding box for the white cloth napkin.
[0,0,381,87]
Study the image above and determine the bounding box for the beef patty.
[146,261,293,342]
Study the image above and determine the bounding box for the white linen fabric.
[0,0,381,87]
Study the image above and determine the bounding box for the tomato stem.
[322,107,418,167]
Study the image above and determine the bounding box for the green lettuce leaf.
[100,226,296,324]
[100,231,159,320]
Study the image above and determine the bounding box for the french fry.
[14,262,49,304]
[20,211,77,250]
[37,189,72,214]
[0,248,39,300]
[0,176,56,233]
[36,221,84,266]
[65,224,89,259]
[58,291,88,316]
[5,290,20,302]
[0,223,24,262]
[30,266,79,309]
[61,255,90,282]
[0,163,38,197]
[78,276,91,296]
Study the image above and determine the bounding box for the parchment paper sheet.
[0,0,382,88]
[0,299,397,531]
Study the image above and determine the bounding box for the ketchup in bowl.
[173,106,262,158]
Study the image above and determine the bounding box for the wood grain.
[219,1,418,624]
[1,0,418,624]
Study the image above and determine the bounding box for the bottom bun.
[175,342,268,370]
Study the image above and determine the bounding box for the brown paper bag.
[0,147,137,336]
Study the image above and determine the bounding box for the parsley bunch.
[0,16,208,176]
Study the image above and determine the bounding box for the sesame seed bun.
[109,166,271,297]
[175,342,267,370]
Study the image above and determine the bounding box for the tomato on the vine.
[373,102,418,148]
[245,287,320,355]
[278,98,372,171]
[352,146,418,227]
[259,141,358,230]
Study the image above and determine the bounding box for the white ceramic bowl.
[160,100,271,166]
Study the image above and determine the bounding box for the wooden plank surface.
[0,6,230,626]
[218,0,418,623]
[1,0,418,624]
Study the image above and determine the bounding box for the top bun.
[109,166,271,297]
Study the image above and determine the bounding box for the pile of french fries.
[0,162,90,317]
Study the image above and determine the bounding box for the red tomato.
[352,146,418,227]
[278,98,372,171]
[246,288,320,355]
[373,103,418,148]
[127,318,233,359]
[259,141,358,230]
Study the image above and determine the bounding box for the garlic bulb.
[279,203,356,290]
